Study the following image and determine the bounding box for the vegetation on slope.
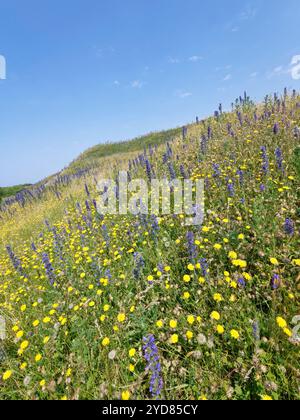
[0,91,299,401]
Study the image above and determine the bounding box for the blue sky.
[0,0,300,186]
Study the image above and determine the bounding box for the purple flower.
[143,334,163,399]
[275,147,284,172]
[186,231,197,261]
[273,123,279,135]
[42,253,56,286]
[6,245,24,275]
[271,274,280,290]
[284,218,294,236]
[261,146,269,175]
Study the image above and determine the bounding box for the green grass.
[65,127,182,174]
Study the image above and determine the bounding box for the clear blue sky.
[1,0,300,186]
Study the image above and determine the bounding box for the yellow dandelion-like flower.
[43,336,50,345]
[20,340,29,350]
[102,337,110,347]
[228,251,238,260]
[183,274,191,283]
[3,370,13,381]
[213,293,223,302]
[186,330,193,340]
[169,319,177,329]
[183,291,190,300]
[276,317,287,329]
[35,354,42,362]
[230,330,240,340]
[283,328,292,337]
[117,313,126,323]
[170,334,179,344]
[43,317,51,324]
[210,311,221,321]
[261,395,273,401]
[216,325,225,334]
[122,391,131,400]
[129,348,136,357]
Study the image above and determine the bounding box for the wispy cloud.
[113,80,120,86]
[291,55,300,80]
[131,80,144,89]
[226,4,257,33]
[93,45,115,59]
[168,57,180,64]
[267,65,285,79]
[189,55,203,62]
[223,74,232,81]
[175,90,192,98]
[250,72,259,78]
[239,5,257,21]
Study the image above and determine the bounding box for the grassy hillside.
[0,91,299,401]
[0,185,31,203]
[64,127,182,174]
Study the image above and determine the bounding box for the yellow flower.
[292,259,300,266]
[43,336,50,344]
[66,368,72,377]
[170,334,179,344]
[16,330,24,339]
[147,275,154,282]
[276,317,287,329]
[210,311,221,321]
[122,391,131,400]
[156,320,163,328]
[129,364,135,372]
[169,319,177,329]
[270,258,279,266]
[20,362,27,370]
[102,337,110,347]
[213,293,223,302]
[198,395,208,400]
[187,264,195,271]
[80,273,86,279]
[39,379,46,387]
[129,348,136,357]
[117,313,126,323]
[261,395,273,401]
[283,328,292,337]
[230,330,240,340]
[216,325,225,334]
[32,320,40,327]
[183,291,190,300]
[3,370,12,381]
[187,315,195,325]
[43,317,51,324]
[228,251,238,260]
[103,304,110,312]
[213,244,222,250]
[238,234,245,240]
[164,266,171,272]
[35,354,42,362]
[20,304,27,312]
[186,330,193,340]
[20,340,29,350]
[183,274,191,283]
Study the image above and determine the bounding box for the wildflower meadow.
[0,90,299,401]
